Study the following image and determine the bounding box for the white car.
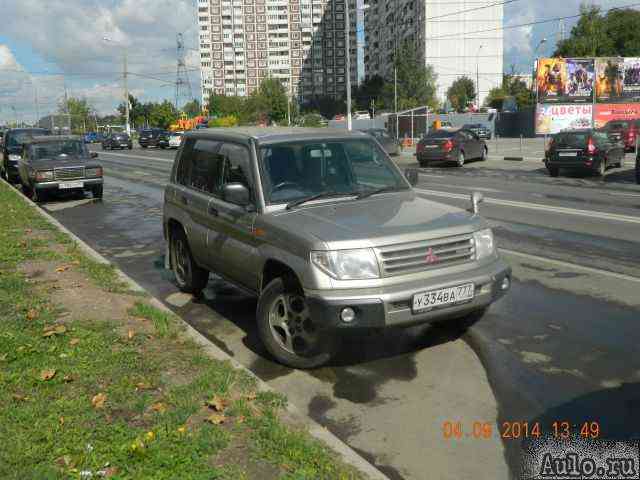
[169,131,184,149]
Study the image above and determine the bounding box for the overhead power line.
[425,0,522,21]
[426,1,640,40]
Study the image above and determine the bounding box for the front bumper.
[35,178,103,191]
[306,258,511,329]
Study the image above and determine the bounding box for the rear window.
[607,122,629,130]
[425,130,455,139]
[553,132,590,148]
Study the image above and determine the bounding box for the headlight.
[35,170,54,182]
[473,228,495,260]
[8,154,21,161]
[85,167,103,177]
[311,248,380,280]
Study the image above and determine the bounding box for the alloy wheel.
[268,294,317,356]
[173,237,190,286]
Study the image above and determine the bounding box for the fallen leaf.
[91,393,107,409]
[55,265,69,273]
[102,467,119,478]
[129,439,145,454]
[150,402,167,413]
[0,354,7,362]
[58,312,71,319]
[69,338,80,346]
[144,431,155,442]
[54,324,67,334]
[43,324,67,337]
[136,382,152,391]
[72,260,81,266]
[59,416,65,426]
[127,330,135,340]
[244,392,257,401]
[40,369,57,381]
[177,425,187,435]
[55,455,74,469]
[26,308,39,321]
[25,228,32,234]
[12,393,29,402]
[206,413,226,425]
[63,374,73,383]
[205,395,226,412]
[236,415,245,424]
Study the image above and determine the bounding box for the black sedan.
[416,129,488,167]
[545,129,625,177]
[462,123,492,139]
[363,128,400,156]
[17,135,104,202]
[138,128,165,148]
[102,132,132,150]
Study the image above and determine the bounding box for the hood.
[270,191,485,249]
[32,157,95,169]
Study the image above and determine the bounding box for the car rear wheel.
[596,159,606,177]
[170,228,209,295]
[481,146,488,161]
[93,185,103,199]
[257,277,334,369]
[455,151,465,167]
[548,166,559,177]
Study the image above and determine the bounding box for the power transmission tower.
[175,33,193,112]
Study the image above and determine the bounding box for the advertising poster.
[535,104,593,135]
[595,57,624,102]
[594,103,640,128]
[622,57,640,100]
[536,58,567,103]
[564,58,594,102]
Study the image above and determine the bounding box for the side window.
[178,138,223,194]
[219,143,254,199]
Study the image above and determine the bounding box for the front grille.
[375,234,475,277]
[54,167,85,180]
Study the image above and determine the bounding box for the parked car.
[168,131,184,149]
[416,129,488,167]
[17,135,103,202]
[83,132,99,143]
[636,149,640,184]
[2,128,51,183]
[138,128,165,148]
[157,131,171,149]
[544,129,625,177]
[363,128,399,156]
[462,123,492,140]
[602,120,639,152]
[354,111,371,120]
[102,132,132,150]
[163,127,511,368]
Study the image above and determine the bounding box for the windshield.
[8,130,49,147]
[32,140,88,160]
[553,132,590,148]
[259,139,407,205]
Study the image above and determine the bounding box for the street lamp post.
[476,45,484,109]
[103,36,130,136]
[345,0,352,131]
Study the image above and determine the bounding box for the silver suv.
[163,128,511,368]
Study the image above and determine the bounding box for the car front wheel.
[257,277,334,369]
[170,229,209,295]
[455,151,465,167]
[548,166,559,177]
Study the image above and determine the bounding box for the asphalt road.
[37,144,640,479]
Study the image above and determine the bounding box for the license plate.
[558,152,577,157]
[412,283,474,312]
[59,181,84,189]
[425,145,438,149]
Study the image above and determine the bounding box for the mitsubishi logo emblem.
[425,247,439,264]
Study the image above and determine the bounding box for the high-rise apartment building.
[363,0,503,106]
[197,0,357,107]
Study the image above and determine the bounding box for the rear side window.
[177,138,223,194]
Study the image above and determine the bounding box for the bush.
[300,113,324,128]
[208,115,239,128]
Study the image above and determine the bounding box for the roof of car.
[26,135,83,144]
[186,127,368,144]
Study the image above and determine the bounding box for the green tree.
[302,95,345,120]
[354,75,386,111]
[58,97,95,133]
[484,71,534,111]
[207,94,245,118]
[446,76,476,112]
[183,99,202,117]
[256,77,288,124]
[148,101,178,129]
[381,40,438,111]
[554,5,615,57]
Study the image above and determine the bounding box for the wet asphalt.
[37,145,640,479]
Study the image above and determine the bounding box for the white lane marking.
[610,192,640,198]
[500,248,640,284]
[414,188,640,225]
[418,173,445,178]
[487,155,542,163]
[97,151,174,163]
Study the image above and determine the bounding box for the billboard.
[594,103,640,128]
[535,104,593,135]
[565,59,594,102]
[536,58,594,103]
[622,57,640,101]
[536,58,567,103]
[595,57,624,102]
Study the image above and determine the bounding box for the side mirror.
[469,192,484,215]
[404,168,419,187]
[223,182,251,207]
[90,152,98,159]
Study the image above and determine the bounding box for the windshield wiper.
[356,186,402,200]
[285,191,357,210]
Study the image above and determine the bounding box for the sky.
[0,0,637,124]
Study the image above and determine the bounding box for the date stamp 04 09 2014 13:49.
[442,421,640,479]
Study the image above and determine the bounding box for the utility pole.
[476,45,484,109]
[124,49,130,135]
[345,0,352,131]
[393,0,398,140]
[175,33,193,112]
[34,84,40,125]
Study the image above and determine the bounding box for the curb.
[3,179,389,480]
[502,156,524,161]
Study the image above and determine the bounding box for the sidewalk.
[0,180,382,479]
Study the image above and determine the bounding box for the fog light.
[340,307,356,323]
[501,277,510,291]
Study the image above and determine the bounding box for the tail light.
[627,129,636,143]
[586,137,597,155]
[443,139,454,153]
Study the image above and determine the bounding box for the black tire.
[481,146,488,161]
[170,228,208,295]
[548,166,559,177]
[455,151,465,167]
[635,157,640,184]
[418,159,429,168]
[93,185,103,199]
[256,277,334,369]
[128,145,132,150]
[596,159,606,177]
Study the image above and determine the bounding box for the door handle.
[208,205,218,216]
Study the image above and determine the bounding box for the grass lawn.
[0,181,363,480]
